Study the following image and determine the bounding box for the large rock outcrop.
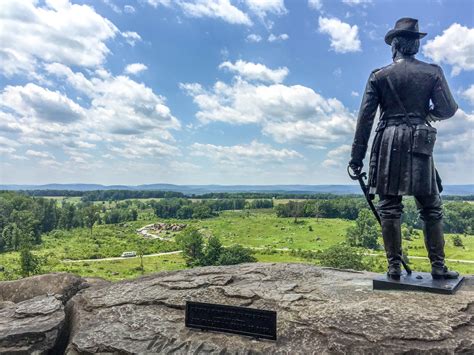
[0,272,89,354]
[0,272,87,304]
[0,295,66,354]
[65,263,474,354]
[0,265,472,354]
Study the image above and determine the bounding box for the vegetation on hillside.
[0,191,472,281]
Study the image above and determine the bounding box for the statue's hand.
[348,159,363,176]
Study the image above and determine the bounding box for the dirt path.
[62,248,474,265]
[62,251,182,263]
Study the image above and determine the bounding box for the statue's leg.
[415,194,459,279]
[378,195,403,279]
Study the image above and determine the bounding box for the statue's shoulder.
[413,58,439,70]
[370,64,391,78]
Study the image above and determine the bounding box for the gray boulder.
[0,272,87,304]
[0,295,66,354]
[66,263,474,354]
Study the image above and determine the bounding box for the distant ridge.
[1,183,473,196]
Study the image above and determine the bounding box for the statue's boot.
[423,219,459,279]
[381,218,402,279]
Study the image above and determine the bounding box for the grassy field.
[1,208,472,281]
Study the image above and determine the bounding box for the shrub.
[452,235,464,248]
[318,244,365,271]
[20,247,41,277]
[218,245,256,265]
[346,209,379,249]
[201,236,222,266]
[175,228,204,267]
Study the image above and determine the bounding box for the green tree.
[175,228,204,266]
[137,239,146,273]
[401,223,412,241]
[218,245,256,265]
[346,209,379,249]
[2,223,22,250]
[0,232,5,252]
[192,204,214,219]
[201,236,223,266]
[318,244,365,270]
[10,210,40,244]
[83,205,100,236]
[20,247,41,277]
[176,206,193,219]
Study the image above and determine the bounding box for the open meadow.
[1,200,472,281]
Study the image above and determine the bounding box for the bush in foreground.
[176,228,255,267]
[318,244,365,271]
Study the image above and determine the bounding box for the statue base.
[373,272,464,294]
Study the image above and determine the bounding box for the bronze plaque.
[185,301,277,340]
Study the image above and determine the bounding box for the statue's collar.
[393,53,415,62]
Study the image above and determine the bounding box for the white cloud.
[125,63,148,75]
[108,136,179,159]
[244,0,287,18]
[434,109,474,181]
[318,16,361,53]
[124,5,136,13]
[0,63,181,169]
[45,63,180,135]
[462,85,474,105]
[26,149,54,159]
[191,141,302,164]
[0,0,118,77]
[0,136,19,149]
[121,31,142,46]
[422,23,474,76]
[246,33,262,42]
[268,33,289,42]
[321,144,351,168]
[178,0,252,26]
[146,0,171,7]
[102,0,122,13]
[308,0,322,11]
[219,60,289,83]
[342,0,372,6]
[182,62,356,148]
[1,83,86,123]
[351,91,359,97]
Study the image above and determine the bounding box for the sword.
[347,166,412,275]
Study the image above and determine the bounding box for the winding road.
[61,248,474,265]
[61,251,182,263]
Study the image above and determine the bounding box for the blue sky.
[0,0,473,185]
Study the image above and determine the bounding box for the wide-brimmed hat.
[384,18,427,45]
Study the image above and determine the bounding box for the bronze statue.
[348,18,459,280]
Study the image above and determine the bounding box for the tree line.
[275,198,474,234]
[275,199,367,221]
[151,198,273,219]
[0,192,140,253]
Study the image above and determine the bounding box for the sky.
[0,0,473,186]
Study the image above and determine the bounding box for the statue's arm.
[428,65,458,121]
[350,72,379,166]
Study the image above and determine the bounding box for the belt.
[382,116,426,126]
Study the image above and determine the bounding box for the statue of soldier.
[348,18,459,280]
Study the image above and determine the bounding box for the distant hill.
[1,183,473,196]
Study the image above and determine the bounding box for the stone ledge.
[65,263,474,354]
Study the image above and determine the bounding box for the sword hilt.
[347,165,366,181]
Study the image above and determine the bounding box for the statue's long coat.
[351,55,458,196]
